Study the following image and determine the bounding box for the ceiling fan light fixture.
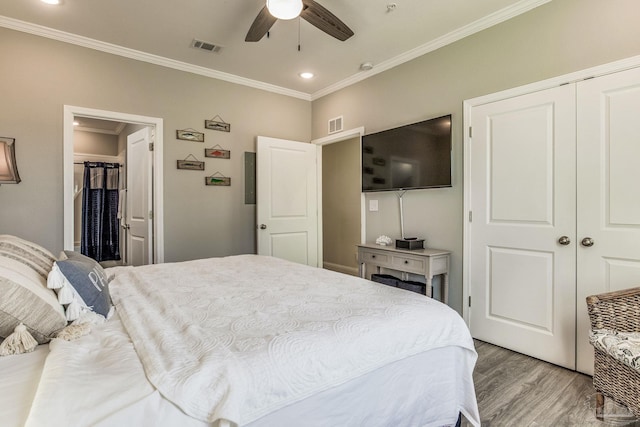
[266,0,303,20]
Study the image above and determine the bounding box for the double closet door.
[467,66,640,374]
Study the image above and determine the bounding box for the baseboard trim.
[323,262,359,277]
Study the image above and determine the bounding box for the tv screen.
[362,114,452,192]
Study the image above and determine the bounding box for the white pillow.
[0,235,57,280]
[0,256,66,344]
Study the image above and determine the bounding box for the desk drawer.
[392,256,424,273]
[360,251,390,265]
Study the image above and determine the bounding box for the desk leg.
[425,275,433,298]
[443,273,449,304]
[359,262,365,279]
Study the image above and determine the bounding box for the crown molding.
[310,0,552,100]
[1,0,550,103]
[0,15,312,101]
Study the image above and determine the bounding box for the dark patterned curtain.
[81,162,121,262]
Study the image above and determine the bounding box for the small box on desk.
[395,238,424,250]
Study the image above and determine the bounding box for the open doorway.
[313,127,365,276]
[63,106,164,265]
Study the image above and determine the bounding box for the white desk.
[357,244,451,304]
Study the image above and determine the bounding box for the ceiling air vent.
[328,116,343,134]
[191,39,222,53]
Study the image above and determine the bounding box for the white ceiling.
[0,0,549,99]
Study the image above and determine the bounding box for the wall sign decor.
[176,128,205,142]
[205,114,231,132]
[177,154,205,170]
[204,144,230,159]
[205,172,231,186]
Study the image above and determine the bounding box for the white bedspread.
[109,255,477,426]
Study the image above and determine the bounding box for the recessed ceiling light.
[41,0,62,4]
[360,62,374,71]
[299,72,314,79]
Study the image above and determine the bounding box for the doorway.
[321,136,362,276]
[63,105,165,264]
[254,128,365,270]
[313,127,366,273]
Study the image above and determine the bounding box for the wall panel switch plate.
[369,200,379,211]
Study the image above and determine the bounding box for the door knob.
[581,237,594,247]
[259,224,267,230]
[558,236,571,245]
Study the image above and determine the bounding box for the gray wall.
[311,0,640,314]
[0,27,310,261]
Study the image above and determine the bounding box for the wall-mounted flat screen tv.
[362,114,452,192]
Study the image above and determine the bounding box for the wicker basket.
[371,274,400,288]
[398,280,426,295]
[586,287,640,418]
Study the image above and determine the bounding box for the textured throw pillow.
[48,251,112,320]
[0,255,67,344]
[0,235,57,281]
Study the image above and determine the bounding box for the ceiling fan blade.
[300,0,354,41]
[245,6,278,42]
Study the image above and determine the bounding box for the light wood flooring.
[462,340,640,427]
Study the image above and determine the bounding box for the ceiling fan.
[245,0,354,42]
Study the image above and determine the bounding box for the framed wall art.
[205,172,231,186]
[205,115,231,132]
[176,129,205,142]
[204,144,230,159]
[177,154,205,170]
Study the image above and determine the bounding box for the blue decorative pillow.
[48,251,112,320]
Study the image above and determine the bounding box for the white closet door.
[469,84,577,369]
[576,67,640,374]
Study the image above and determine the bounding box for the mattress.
[9,255,480,427]
[25,312,477,427]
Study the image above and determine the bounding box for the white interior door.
[576,67,640,373]
[257,136,318,267]
[126,127,153,266]
[468,84,577,369]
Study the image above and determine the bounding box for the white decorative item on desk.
[375,235,393,246]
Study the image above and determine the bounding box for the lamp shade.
[266,0,303,20]
[0,137,21,184]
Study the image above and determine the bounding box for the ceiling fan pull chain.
[298,17,301,51]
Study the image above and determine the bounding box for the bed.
[0,235,480,427]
